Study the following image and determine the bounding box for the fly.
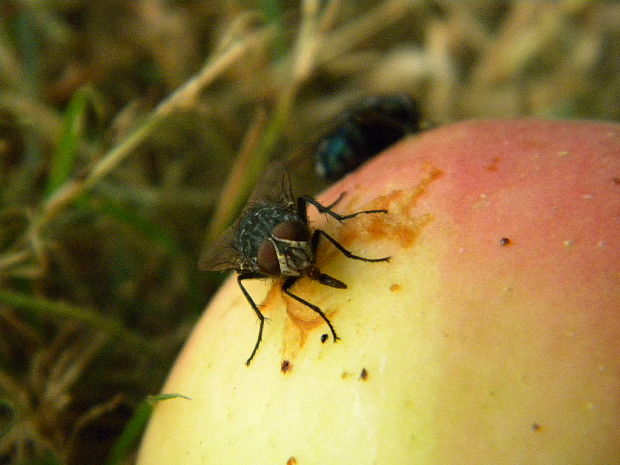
[200,162,390,365]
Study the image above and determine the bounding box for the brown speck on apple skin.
[281,360,292,373]
[486,157,500,172]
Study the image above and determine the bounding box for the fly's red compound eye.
[257,240,280,276]
[272,220,308,242]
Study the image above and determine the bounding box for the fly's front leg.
[282,277,340,342]
[312,229,391,262]
[298,195,387,222]
[237,273,268,366]
[324,192,346,210]
[297,192,346,224]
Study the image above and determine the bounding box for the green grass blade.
[0,289,155,354]
[45,85,102,198]
[91,194,181,254]
[103,394,190,465]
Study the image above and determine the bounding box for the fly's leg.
[282,277,340,343]
[298,195,387,222]
[237,273,268,366]
[324,191,346,210]
[311,229,391,262]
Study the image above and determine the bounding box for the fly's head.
[256,219,314,278]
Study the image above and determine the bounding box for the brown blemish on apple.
[260,278,285,315]
[336,164,442,249]
[499,237,512,246]
[285,294,335,329]
[286,457,297,465]
[280,360,292,374]
[531,423,542,432]
[486,157,500,171]
[389,283,402,292]
[360,368,369,380]
[243,273,334,361]
[253,277,330,359]
[280,300,334,360]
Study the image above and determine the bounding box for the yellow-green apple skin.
[138,120,619,464]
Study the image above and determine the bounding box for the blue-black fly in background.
[315,95,421,181]
[200,162,390,365]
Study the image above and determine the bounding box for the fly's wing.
[200,162,294,272]
[246,161,295,207]
[198,225,240,271]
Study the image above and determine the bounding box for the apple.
[137,119,619,464]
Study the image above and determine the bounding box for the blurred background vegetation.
[0,1,618,464]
